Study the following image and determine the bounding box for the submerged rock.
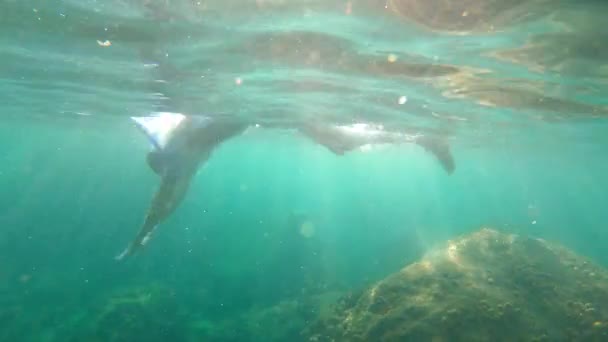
[69,284,188,342]
[190,291,342,342]
[308,228,608,341]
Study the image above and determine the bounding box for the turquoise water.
[2,0,608,341]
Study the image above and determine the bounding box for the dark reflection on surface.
[493,31,608,77]
[222,30,461,78]
[387,0,549,32]
[436,69,608,117]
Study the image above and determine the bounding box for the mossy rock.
[309,228,608,341]
[69,284,188,342]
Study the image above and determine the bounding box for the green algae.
[308,228,608,341]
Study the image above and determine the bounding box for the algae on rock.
[308,228,608,342]
[69,284,189,342]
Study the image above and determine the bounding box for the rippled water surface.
[5,1,608,126]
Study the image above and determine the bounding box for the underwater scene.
[2,0,608,341]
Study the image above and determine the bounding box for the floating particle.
[532,220,537,225]
[359,144,373,152]
[299,221,316,238]
[398,96,407,104]
[462,11,468,17]
[387,54,397,63]
[208,94,220,103]
[97,40,111,47]
[345,1,352,15]
[308,50,320,63]
[235,77,242,85]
